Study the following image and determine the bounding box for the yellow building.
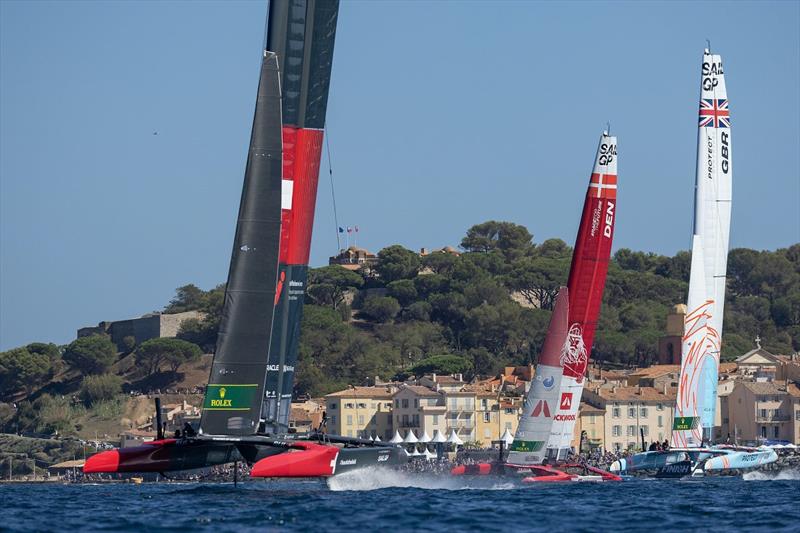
[581,385,676,452]
[726,380,800,445]
[324,386,396,440]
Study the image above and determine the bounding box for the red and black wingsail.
[261,0,339,433]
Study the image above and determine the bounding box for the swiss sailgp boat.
[85,0,407,479]
[611,48,776,478]
[452,131,621,482]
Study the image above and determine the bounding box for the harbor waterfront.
[1,473,799,532]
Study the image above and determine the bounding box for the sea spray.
[743,468,800,481]
[326,467,518,491]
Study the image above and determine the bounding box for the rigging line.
[325,125,342,251]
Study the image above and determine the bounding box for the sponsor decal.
[339,459,357,466]
[554,414,576,422]
[559,392,573,411]
[659,462,692,475]
[203,384,257,411]
[266,365,295,372]
[542,375,555,391]
[377,454,390,462]
[591,203,601,237]
[274,271,286,305]
[672,416,700,431]
[510,440,545,452]
[561,324,588,379]
[532,400,551,418]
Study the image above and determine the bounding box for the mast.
[672,49,731,448]
[261,0,340,434]
[507,288,569,466]
[199,50,284,436]
[548,131,618,457]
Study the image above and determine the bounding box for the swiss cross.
[589,173,617,199]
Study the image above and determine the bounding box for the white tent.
[408,447,422,457]
[447,430,463,445]
[419,430,432,443]
[404,430,419,444]
[423,448,437,461]
[431,429,447,443]
[374,435,381,442]
[389,430,404,444]
[500,428,514,445]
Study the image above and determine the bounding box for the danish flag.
[588,173,617,200]
[699,99,730,128]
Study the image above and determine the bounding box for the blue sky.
[1,0,798,350]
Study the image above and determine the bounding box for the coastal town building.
[724,380,800,445]
[581,384,677,451]
[657,304,687,364]
[324,386,396,440]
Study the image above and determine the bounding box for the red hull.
[250,442,339,478]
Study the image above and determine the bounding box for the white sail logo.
[560,324,587,368]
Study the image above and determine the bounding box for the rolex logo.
[219,387,226,399]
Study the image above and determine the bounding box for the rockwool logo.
[560,393,573,411]
[531,400,551,418]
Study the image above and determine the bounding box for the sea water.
[1,469,798,532]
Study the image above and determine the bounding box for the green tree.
[63,335,117,375]
[375,245,421,283]
[80,374,123,406]
[386,279,418,307]
[135,338,202,375]
[362,296,401,323]
[307,265,364,309]
[506,257,568,309]
[410,354,472,376]
[461,221,534,260]
[0,347,51,398]
[164,284,206,313]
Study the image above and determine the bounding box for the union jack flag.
[699,98,730,128]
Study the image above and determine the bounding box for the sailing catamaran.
[85,0,407,479]
[611,48,777,478]
[452,131,621,482]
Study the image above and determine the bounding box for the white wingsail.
[672,49,732,448]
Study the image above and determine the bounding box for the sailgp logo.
[532,400,551,418]
[542,375,555,391]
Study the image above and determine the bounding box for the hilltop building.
[77,310,202,350]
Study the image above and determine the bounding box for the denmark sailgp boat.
[611,48,776,478]
[84,0,407,479]
[451,131,621,482]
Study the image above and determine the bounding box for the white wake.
[743,468,800,481]
[326,467,518,492]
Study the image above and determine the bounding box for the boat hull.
[450,462,621,482]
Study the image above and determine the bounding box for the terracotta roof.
[393,385,441,398]
[326,386,396,399]
[589,386,676,402]
[742,381,790,395]
[719,362,738,374]
[787,382,800,398]
[629,365,680,378]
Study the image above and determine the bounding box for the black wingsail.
[199,51,283,437]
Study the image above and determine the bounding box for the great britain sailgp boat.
[84,0,407,479]
[611,48,776,478]
[451,131,621,482]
